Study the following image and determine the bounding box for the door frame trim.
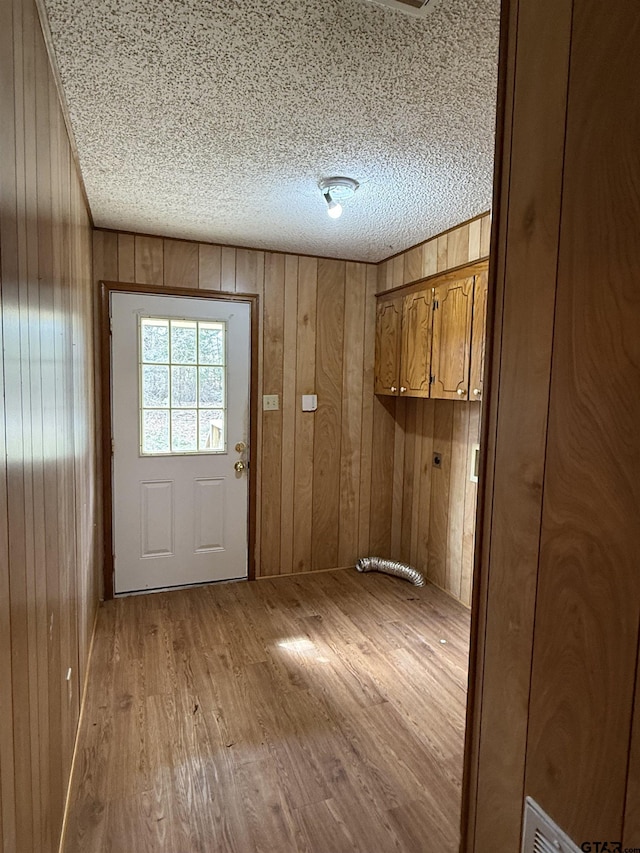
[99,280,259,600]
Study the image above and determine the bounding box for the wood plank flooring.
[62,569,470,853]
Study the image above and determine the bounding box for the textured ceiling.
[42,0,500,262]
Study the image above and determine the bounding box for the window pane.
[142,409,170,453]
[142,365,170,407]
[171,321,197,364]
[199,324,224,365]
[141,319,169,363]
[140,317,227,456]
[199,410,225,451]
[171,366,197,407]
[199,366,224,407]
[171,410,197,452]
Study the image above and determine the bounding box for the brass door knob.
[234,460,246,472]
[235,441,247,453]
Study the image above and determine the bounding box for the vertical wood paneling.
[422,240,438,277]
[369,396,396,558]
[357,265,377,558]
[468,218,482,261]
[220,246,236,292]
[428,401,453,589]
[236,247,262,293]
[337,263,366,567]
[469,0,574,847]
[525,1,640,840]
[437,234,449,271]
[0,2,98,851]
[464,3,640,852]
[292,257,317,572]
[403,245,422,284]
[163,239,198,289]
[261,253,285,575]
[415,402,434,575]
[312,259,345,570]
[238,249,265,573]
[390,398,406,557]
[134,234,163,284]
[198,243,221,290]
[461,403,480,607]
[391,254,404,288]
[446,403,469,599]
[447,224,470,268]
[400,399,417,565]
[279,255,298,574]
[408,400,424,566]
[117,233,134,281]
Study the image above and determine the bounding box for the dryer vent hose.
[355,556,426,588]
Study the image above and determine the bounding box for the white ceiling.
[42,0,500,262]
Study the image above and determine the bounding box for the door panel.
[111,292,250,593]
[374,298,402,395]
[400,289,433,397]
[431,277,474,400]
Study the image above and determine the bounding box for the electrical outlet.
[263,394,279,411]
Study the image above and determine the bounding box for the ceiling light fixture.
[319,177,359,220]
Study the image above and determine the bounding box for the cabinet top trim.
[376,257,489,299]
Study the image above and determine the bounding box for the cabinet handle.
[457,388,466,397]
[390,386,397,392]
[400,386,407,393]
[473,388,481,397]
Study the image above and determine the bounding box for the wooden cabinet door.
[399,289,433,397]
[430,276,474,400]
[469,270,488,402]
[374,297,402,395]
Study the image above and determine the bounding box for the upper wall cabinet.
[374,297,403,395]
[430,276,474,400]
[374,261,488,401]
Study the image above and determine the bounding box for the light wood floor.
[63,569,470,852]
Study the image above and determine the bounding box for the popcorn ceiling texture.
[42,0,500,262]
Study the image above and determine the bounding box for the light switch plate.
[263,394,279,411]
[301,394,317,411]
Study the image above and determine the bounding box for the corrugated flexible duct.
[355,556,426,587]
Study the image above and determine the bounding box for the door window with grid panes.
[139,317,226,454]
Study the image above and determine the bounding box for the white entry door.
[110,291,251,594]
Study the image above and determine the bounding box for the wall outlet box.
[301,394,317,412]
[263,394,279,411]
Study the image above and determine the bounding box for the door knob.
[235,441,247,453]
[234,460,246,473]
[390,386,397,392]
[400,386,407,393]
[473,388,481,397]
[457,388,466,396]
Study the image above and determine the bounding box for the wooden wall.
[464,1,640,850]
[93,232,380,579]
[0,1,98,851]
[374,212,491,605]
